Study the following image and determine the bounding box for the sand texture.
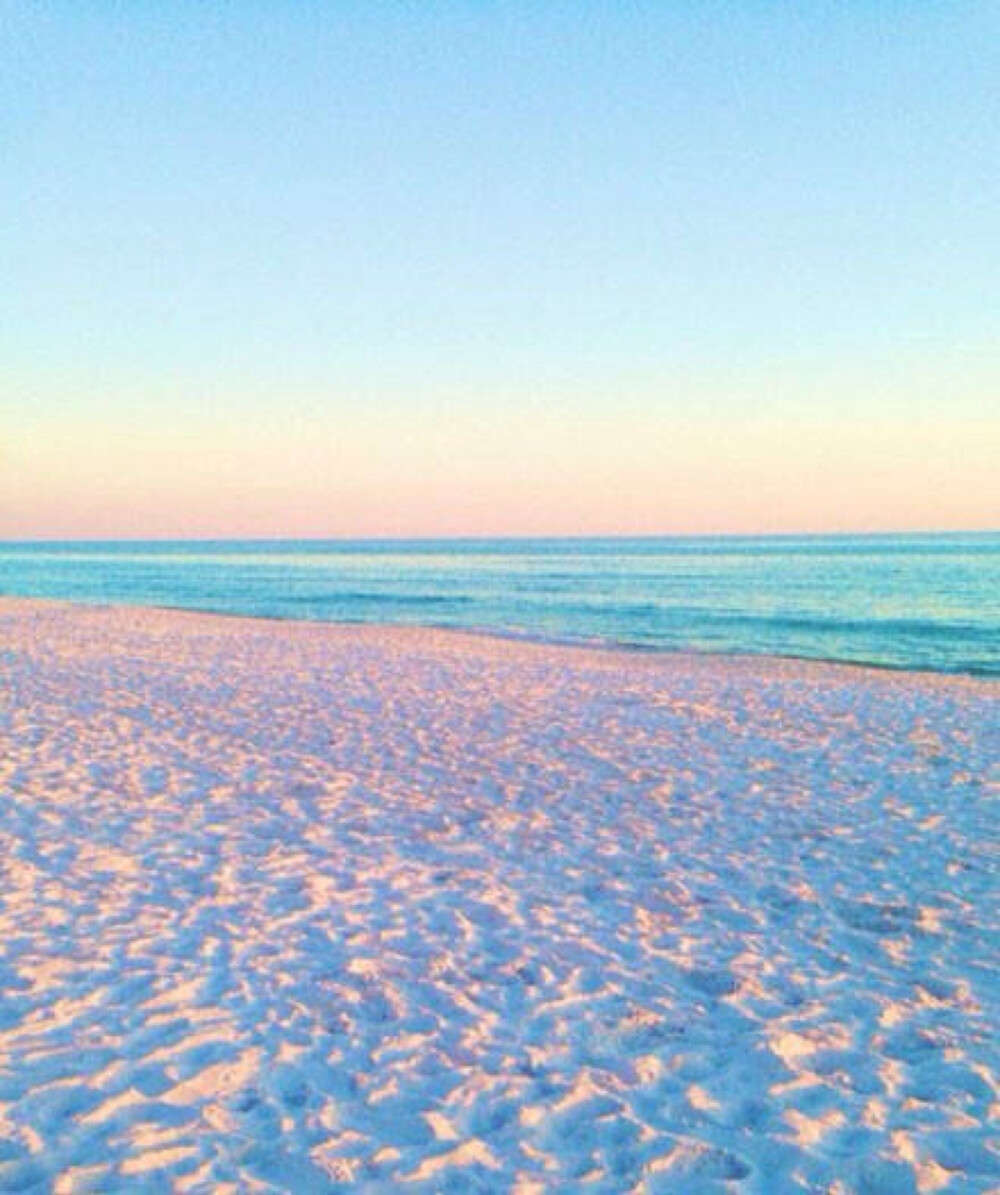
[0,599,997,1193]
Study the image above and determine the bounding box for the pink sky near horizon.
[4,387,996,538]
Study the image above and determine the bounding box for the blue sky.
[3,3,998,535]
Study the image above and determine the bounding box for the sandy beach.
[0,597,997,1192]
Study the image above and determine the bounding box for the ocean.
[1,534,997,677]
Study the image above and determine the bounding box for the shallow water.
[1,533,997,675]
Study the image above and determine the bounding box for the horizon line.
[2,528,997,546]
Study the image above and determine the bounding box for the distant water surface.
[0,535,997,676]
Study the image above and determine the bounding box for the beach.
[0,598,997,1192]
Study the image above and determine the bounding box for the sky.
[3,2,998,537]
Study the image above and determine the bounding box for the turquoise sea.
[1,534,997,676]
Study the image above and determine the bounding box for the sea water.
[0,534,997,676]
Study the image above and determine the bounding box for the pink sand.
[0,598,997,1191]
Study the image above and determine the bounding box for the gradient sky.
[3,2,998,537]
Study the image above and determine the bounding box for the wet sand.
[0,598,997,1192]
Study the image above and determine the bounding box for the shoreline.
[2,592,995,686]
